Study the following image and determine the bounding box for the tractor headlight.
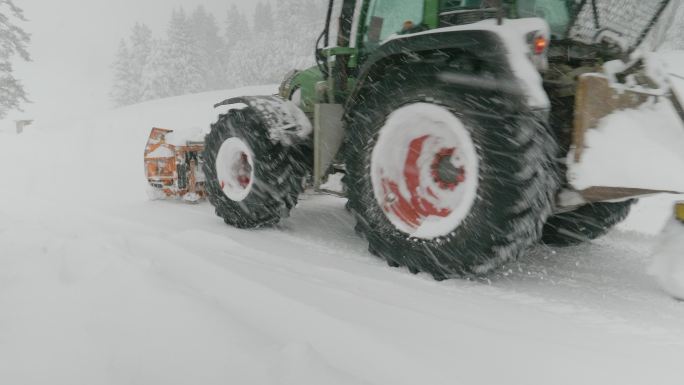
[676,201,684,222]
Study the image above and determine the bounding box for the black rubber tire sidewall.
[542,200,635,246]
[203,108,305,228]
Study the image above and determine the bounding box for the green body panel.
[284,66,325,116]
[424,0,440,28]
[287,65,357,114]
[280,0,525,109]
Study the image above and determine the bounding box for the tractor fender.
[214,96,313,146]
[346,28,548,117]
[279,67,325,117]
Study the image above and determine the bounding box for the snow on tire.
[215,137,255,202]
[202,105,306,229]
[345,66,559,279]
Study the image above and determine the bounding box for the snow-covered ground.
[651,218,684,300]
[1,85,684,385]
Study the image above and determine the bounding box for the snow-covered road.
[1,87,684,384]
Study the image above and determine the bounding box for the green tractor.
[201,0,676,279]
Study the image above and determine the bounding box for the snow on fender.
[650,217,684,300]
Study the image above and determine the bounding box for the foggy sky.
[6,0,260,123]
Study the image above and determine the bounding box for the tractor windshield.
[363,0,425,45]
[515,0,572,39]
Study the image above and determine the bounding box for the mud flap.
[313,103,345,189]
[214,96,312,146]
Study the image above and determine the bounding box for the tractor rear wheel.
[203,106,306,229]
[344,71,559,279]
[542,200,635,246]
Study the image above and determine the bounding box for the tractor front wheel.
[203,107,305,228]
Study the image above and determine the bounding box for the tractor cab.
[312,0,668,85]
[289,0,558,110]
[512,0,573,39]
[361,0,427,50]
[305,1,563,98]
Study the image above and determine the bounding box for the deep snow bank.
[651,218,684,299]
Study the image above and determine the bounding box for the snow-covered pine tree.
[253,1,274,36]
[165,8,204,96]
[0,0,30,119]
[223,0,328,88]
[110,40,135,106]
[270,0,328,75]
[225,4,250,51]
[127,23,153,103]
[140,38,173,101]
[113,0,335,99]
[242,1,280,84]
[222,4,251,87]
[110,24,154,106]
[190,6,226,91]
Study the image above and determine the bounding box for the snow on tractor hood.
[385,18,551,110]
[568,51,684,193]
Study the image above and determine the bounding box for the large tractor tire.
[203,102,308,229]
[541,200,635,246]
[345,67,560,279]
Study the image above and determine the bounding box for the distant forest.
[0,0,31,119]
[110,0,327,107]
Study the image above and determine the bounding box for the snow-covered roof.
[146,145,175,159]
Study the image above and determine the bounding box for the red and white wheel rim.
[216,137,254,202]
[370,103,479,239]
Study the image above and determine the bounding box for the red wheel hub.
[379,135,468,230]
[370,103,479,238]
[217,137,255,202]
[431,148,465,191]
[235,152,252,188]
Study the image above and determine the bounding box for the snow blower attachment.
[144,128,206,202]
[570,59,684,202]
[190,0,684,279]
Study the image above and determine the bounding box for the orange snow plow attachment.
[144,127,206,202]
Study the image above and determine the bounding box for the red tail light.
[534,35,548,55]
